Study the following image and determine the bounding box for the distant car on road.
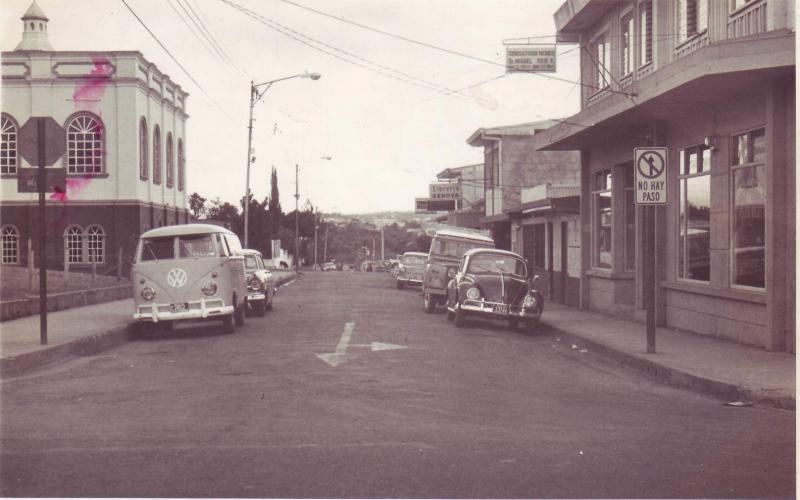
[395,251,427,289]
[131,224,248,336]
[243,249,276,316]
[322,261,337,271]
[446,248,544,332]
[422,227,494,313]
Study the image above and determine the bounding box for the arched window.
[177,139,185,191]
[66,113,104,174]
[1,225,19,264]
[139,117,148,180]
[65,226,84,263]
[152,125,161,184]
[1,114,18,175]
[166,133,174,188]
[86,225,105,264]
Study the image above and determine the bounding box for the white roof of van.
[433,227,494,243]
[140,223,235,239]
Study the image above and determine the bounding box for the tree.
[206,198,241,234]
[188,192,206,219]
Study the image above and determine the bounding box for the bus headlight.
[141,286,155,301]
[201,281,218,296]
[466,287,481,300]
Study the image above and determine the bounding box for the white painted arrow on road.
[315,322,407,367]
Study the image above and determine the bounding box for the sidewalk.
[542,302,795,410]
[0,271,298,378]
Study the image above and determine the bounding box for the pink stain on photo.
[72,56,113,105]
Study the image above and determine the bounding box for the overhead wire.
[219,0,495,108]
[270,0,634,98]
[180,0,234,64]
[166,0,223,63]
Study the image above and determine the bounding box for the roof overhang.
[554,0,617,43]
[508,196,581,218]
[479,213,510,226]
[536,32,795,151]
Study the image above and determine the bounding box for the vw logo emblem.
[167,268,188,288]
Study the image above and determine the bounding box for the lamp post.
[243,71,320,248]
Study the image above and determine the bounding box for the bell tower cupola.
[15,1,54,51]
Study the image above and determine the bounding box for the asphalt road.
[0,272,794,498]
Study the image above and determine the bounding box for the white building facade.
[1,1,190,269]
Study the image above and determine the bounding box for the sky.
[1,0,581,214]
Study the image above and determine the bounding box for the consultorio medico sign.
[505,45,557,73]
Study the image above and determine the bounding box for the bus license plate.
[493,305,509,314]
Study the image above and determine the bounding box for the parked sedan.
[322,261,338,271]
[243,249,276,316]
[395,251,427,289]
[445,248,544,332]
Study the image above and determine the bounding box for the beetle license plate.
[170,302,188,313]
[493,305,509,314]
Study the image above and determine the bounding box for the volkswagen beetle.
[445,248,544,332]
[242,249,276,316]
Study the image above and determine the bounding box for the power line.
[120,0,206,93]
[166,0,223,63]
[181,0,234,64]
[271,0,633,97]
[220,0,494,108]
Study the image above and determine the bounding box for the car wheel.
[234,297,246,327]
[508,318,519,330]
[254,300,267,317]
[453,303,466,327]
[397,280,405,290]
[423,293,435,314]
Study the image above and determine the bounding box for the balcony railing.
[674,32,710,59]
[728,0,768,38]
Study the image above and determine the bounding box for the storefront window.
[678,145,711,281]
[731,129,765,288]
[593,169,612,268]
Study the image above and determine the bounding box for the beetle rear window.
[402,255,426,265]
[430,238,492,258]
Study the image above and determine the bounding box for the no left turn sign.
[634,147,668,205]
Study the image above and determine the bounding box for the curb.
[540,322,795,411]
[0,325,132,379]
[0,284,133,322]
[0,272,299,379]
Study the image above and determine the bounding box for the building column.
[579,149,591,310]
[765,77,789,351]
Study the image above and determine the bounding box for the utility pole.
[243,81,256,248]
[323,225,328,262]
[294,163,299,272]
[381,225,385,261]
[314,212,318,270]
[372,238,376,265]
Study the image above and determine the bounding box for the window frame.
[139,117,149,180]
[166,132,174,188]
[620,11,635,77]
[730,127,767,291]
[676,144,712,284]
[1,113,19,176]
[1,225,20,264]
[592,168,613,269]
[65,225,84,264]
[590,32,611,91]
[153,125,162,185]
[638,0,653,67]
[64,112,105,175]
[677,0,708,44]
[177,138,185,191]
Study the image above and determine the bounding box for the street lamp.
[243,71,321,248]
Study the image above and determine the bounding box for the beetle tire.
[423,293,435,314]
[253,301,267,317]
[453,304,465,327]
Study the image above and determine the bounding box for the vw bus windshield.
[178,234,218,258]
[140,237,174,261]
[430,238,492,259]
[467,254,527,277]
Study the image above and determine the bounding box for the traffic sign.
[18,117,66,167]
[634,147,668,205]
[17,167,66,193]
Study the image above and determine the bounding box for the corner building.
[1,2,190,271]
[536,0,795,351]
